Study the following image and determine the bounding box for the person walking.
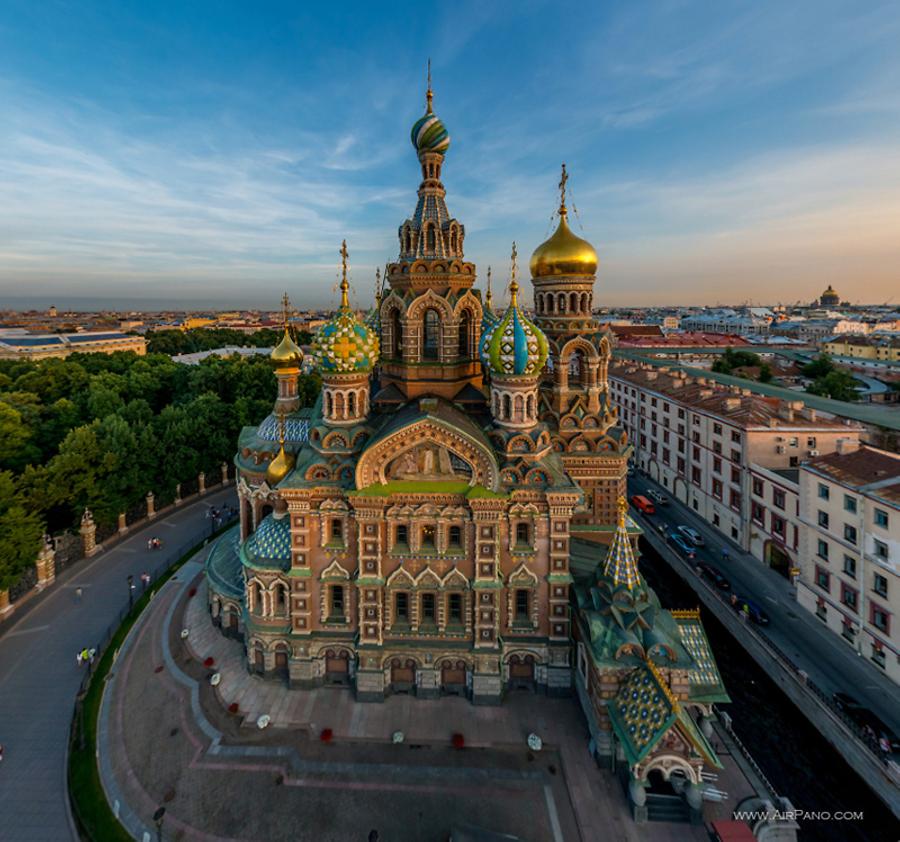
[80,647,89,666]
[76,650,83,667]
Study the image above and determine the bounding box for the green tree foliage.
[0,348,319,592]
[801,354,835,379]
[711,347,762,375]
[757,363,774,383]
[144,326,311,356]
[807,369,860,402]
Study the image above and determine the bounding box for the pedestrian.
[76,650,83,667]
[879,735,891,759]
[88,648,96,666]
[80,647,89,665]
[148,537,153,551]
[75,586,83,601]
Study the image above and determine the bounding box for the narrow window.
[423,309,440,360]
[330,585,344,617]
[515,589,530,621]
[331,518,343,541]
[421,593,436,622]
[391,310,402,359]
[516,522,530,545]
[422,524,436,549]
[395,592,409,622]
[449,525,461,548]
[448,593,463,623]
[458,311,470,358]
[395,524,408,546]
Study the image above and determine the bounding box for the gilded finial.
[426,58,433,114]
[339,240,350,310]
[485,265,493,309]
[374,267,382,308]
[277,409,286,447]
[280,291,292,334]
[559,162,568,215]
[509,243,518,306]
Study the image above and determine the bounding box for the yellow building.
[823,335,900,362]
[0,331,146,360]
[180,317,217,330]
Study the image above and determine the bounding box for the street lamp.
[127,574,135,610]
[153,806,165,842]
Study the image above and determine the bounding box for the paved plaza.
[96,562,755,842]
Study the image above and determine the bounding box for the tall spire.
[339,239,350,310]
[509,242,519,306]
[485,265,493,310]
[602,497,641,590]
[558,162,568,215]
[374,267,382,309]
[426,58,433,114]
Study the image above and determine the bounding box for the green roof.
[350,480,473,497]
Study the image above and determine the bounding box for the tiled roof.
[806,446,900,504]
[607,663,677,765]
[244,513,292,567]
[676,614,730,704]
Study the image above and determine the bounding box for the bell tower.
[376,66,484,406]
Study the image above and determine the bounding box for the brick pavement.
[96,566,747,841]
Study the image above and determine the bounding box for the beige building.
[748,465,800,576]
[822,334,900,362]
[797,444,900,685]
[0,331,146,360]
[609,362,863,550]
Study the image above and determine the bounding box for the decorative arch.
[415,568,442,589]
[442,567,469,589]
[639,753,700,785]
[321,559,351,580]
[355,419,499,490]
[386,566,416,588]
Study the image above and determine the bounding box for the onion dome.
[244,511,291,566]
[270,328,303,366]
[482,278,549,378]
[410,68,450,155]
[530,164,597,278]
[266,444,294,485]
[312,241,380,374]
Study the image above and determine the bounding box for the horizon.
[2,2,900,308]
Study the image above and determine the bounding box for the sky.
[1,1,899,310]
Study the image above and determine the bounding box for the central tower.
[375,69,485,405]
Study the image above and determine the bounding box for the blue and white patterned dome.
[481,281,549,378]
[245,512,291,565]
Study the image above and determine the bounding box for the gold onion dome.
[530,164,598,278]
[265,445,294,485]
[270,328,303,365]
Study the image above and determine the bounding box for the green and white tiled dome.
[411,83,450,155]
[313,308,379,374]
[481,281,549,378]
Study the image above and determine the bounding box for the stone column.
[198,471,206,494]
[80,509,98,558]
[175,483,182,506]
[117,512,128,535]
[35,534,56,591]
[221,462,229,486]
[146,491,156,519]
[0,588,13,619]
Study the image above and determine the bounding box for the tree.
[758,364,773,383]
[0,401,32,468]
[0,471,44,592]
[801,354,835,379]
[808,370,860,402]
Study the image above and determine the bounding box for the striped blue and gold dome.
[481,281,548,378]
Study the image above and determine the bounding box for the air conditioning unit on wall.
[775,445,785,454]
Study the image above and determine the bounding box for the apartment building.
[0,331,146,360]
[748,465,800,576]
[797,444,900,685]
[822,334,900,363]
[609,361,863,550]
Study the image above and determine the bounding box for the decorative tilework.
[608,663,677,765]
[257,414,309,444]
[312,310,379,374]
[246,514,292,563]
[482,300,548,377]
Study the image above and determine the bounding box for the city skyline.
[1,1,900,308]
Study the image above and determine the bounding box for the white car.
[677,525,705,546]
[646,489,669,506]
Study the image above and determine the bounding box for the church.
[205,77,727,806]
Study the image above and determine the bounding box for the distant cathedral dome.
[312,242,380,374]
[530,211,598,279]
[820,285,840,307]
[482,280,549,378]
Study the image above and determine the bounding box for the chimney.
[724,397,741,411]
[835,438,860,456]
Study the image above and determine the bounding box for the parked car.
[669,533,696,558]
[697,562,731,591]
[646,489,669,506]
[630,494,656,515]
[732,596,769,625]
[677,525,706,546]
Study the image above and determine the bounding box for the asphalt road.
[0,487,237,842]
[627,474,900,742]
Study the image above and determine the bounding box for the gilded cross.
[332,334,356,360]
[559,162,568,211]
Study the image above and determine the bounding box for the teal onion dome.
[411,95,450,155]
[481,282,549,377]
[244,512,291,567]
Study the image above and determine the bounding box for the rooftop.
[805,446,900,505]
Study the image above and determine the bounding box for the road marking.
[543,784,565,842]
[765,596,777,603]
[4,624,50,639]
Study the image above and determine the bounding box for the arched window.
[558,294,567,314]
[251,582,262,615]
[427,225,436,253]
[526,394,535,419]
[582,292,589,314]
[423,309,440,360]
[458,311,471,358]
[502,394,512,418]
[334,392,345,418]
[390,310,402,359]
[568,349,588,388]
[405,228,412,253]
[450,226,457,253]
[348,392,356,415]
[325,391,333,417]
[513,395,524,423]
[275,584,286,616]
[547,294,554,314]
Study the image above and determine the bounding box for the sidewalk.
[630,473,900,735]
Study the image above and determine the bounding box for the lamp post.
[127,574,135,610]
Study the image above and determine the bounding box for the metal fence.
[639,520,896,768]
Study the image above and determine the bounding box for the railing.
[639,518,897,770]
[715,708,780,800]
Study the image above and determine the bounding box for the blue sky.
[1,1,899,309]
